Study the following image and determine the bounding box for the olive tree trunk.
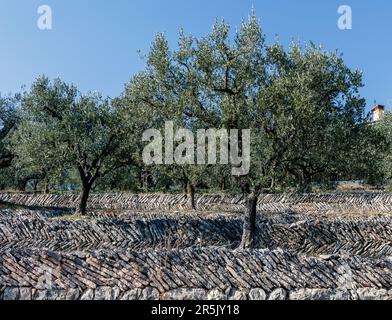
[17,179,28,192]
[44,181,50,195]
[76,182,92,216]
[239,192,258,249]
[187,181,196,210]
[298,174,312,193]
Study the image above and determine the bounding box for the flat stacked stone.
[0,248,392,300]
[1,209,392,258]
[2,192,392,213]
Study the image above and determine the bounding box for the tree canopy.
[0,94,19,169]
[7,77,140,214]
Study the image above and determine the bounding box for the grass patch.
[49,214,92,221]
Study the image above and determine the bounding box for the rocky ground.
[1,192,392,300]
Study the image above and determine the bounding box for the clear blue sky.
[1,0,391,112]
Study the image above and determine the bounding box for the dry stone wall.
[1,248,392,301]
[1,209,392,259]
[1,192,392,300]
[2,192,392,213]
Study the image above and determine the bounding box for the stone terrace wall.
[1,248,392,300]
[1,209,392,259]
[2,192,392,300]
[2,192,392,212]
[0,193,239,211]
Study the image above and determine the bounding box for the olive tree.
[258,43,368,192]
[125,14,371,248]
[124,16,266,210]
[239,43,369,248]
[9,77,140,214]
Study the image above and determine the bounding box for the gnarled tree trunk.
[298,172,312,193]
[43,181,50,195]
[239,191,258,249]
[76,165,96,216]
[187,181,196,210]
[76,182,92,216]
[17,179,28,192]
